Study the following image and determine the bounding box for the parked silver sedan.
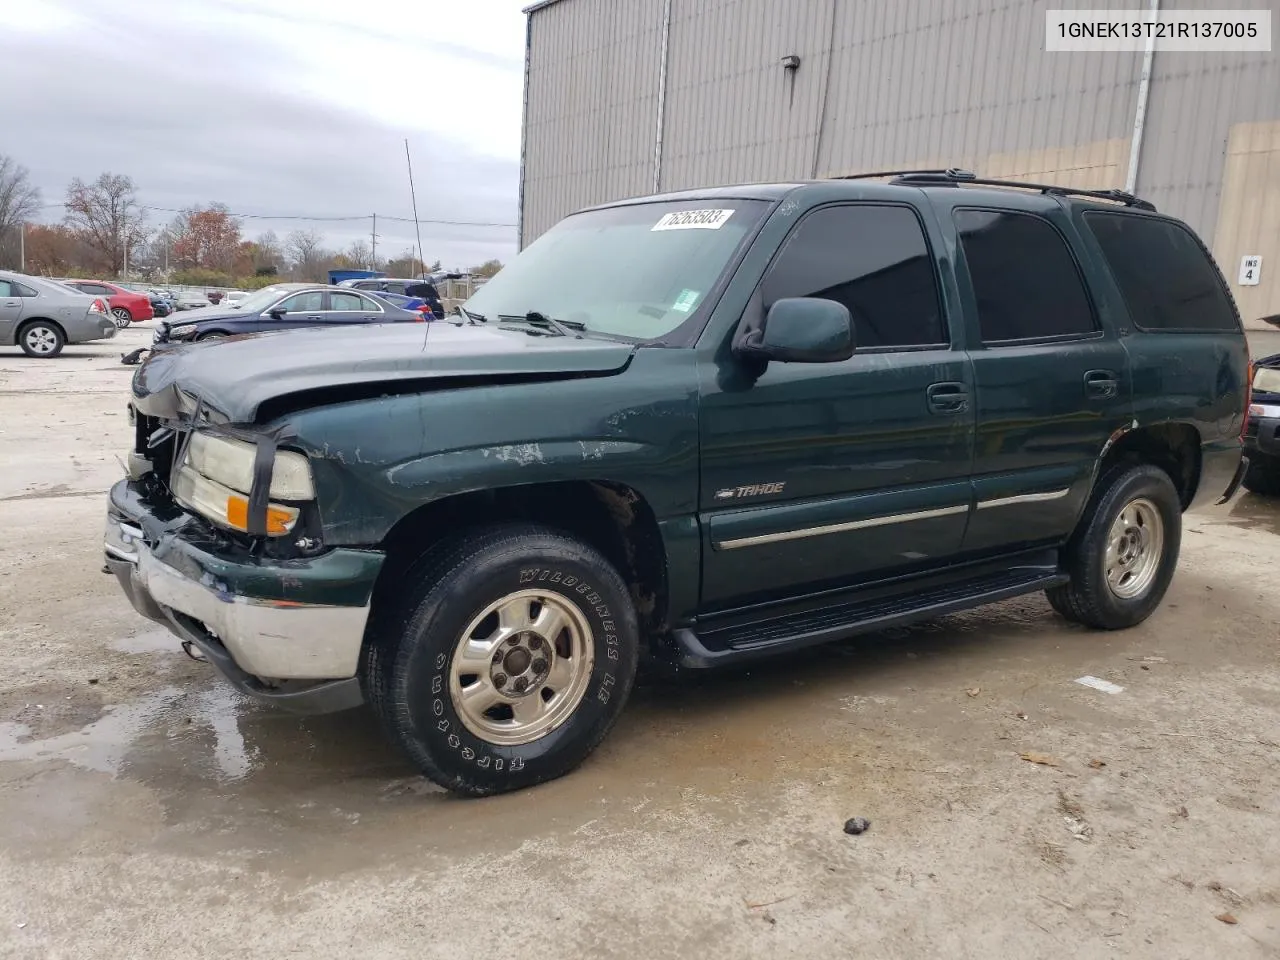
[0,272,119,358]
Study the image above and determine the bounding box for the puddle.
[111,628,182,656]
[0,685,258,783]
[0,688,185,775]
[1200,492,1280,536]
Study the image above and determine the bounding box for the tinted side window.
[14,282,37,297]
[331,291,371,311]
[0,281,12,297]
[762,204,945,348]
[1084,213,1238,332]
[955,209,1096,342]
[279,291,326,312]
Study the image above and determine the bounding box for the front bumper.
[104,480,384,714]
[1244,412,1280,458]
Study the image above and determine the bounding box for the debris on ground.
[966,687,981,697]
[1015,711,1029,721]
[1207,882,1245,907]
[843,817,871,835]
[1089,759,1107,769]
[1075,676,1125,695]
[1175,806,1189,819]
[1128,656,1169,664]
[1215,912,1238,925]
[1020,751,1061,767]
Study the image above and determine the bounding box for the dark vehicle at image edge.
[1244,354,1280,494]
[104,170,1252,796]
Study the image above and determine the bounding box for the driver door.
[265,290,327,331]
[698,202,976,610]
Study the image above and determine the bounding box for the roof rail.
[831,167,1156,211]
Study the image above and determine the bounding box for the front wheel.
[364,524,640,796]
[1046,464,1182,630]
[111,307,132,328]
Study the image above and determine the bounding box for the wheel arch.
[1096,421,1202,509]
[16,316,67,339]
[368,479,670,637]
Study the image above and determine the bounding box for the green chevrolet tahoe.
[105,170,1251,795]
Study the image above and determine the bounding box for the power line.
[37,201,516,228]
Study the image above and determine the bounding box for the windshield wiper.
[455,306,486,324]
[498,311,584,338]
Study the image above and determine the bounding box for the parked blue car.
[149,283,424,346]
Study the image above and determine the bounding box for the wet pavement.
[2,328,1279,958]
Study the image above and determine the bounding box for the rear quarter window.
[1084,213,1240,332]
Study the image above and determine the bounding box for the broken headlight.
[172,432,314,536]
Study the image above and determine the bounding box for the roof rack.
[831,167,1156,211]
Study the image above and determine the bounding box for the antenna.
[404,139,426,278]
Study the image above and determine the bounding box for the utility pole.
[18,223,24,273]
[370,213,378,270]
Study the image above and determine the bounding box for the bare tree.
[63,173,146,277]
[285,229,327,279]
[0,155,41,269]
[253,230,283,273]
[344,239,374,270]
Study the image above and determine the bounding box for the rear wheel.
[364,523,640,796]
[18,321,65,359]
[111,306,132,328]
[1046,464,1182,630]
[1241,452,1280,496]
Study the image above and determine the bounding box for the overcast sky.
[1,0,530,269]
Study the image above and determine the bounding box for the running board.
[672,566,1068,668]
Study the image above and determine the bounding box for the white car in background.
[174,291,211,311]
[221,290,250,306]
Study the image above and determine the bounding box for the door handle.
[926,381,970,415]
[1084,369,1119,400]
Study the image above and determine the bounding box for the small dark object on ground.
[121,348,147,366]
[843,817,871,835]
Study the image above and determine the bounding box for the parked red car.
[62,280,154,327]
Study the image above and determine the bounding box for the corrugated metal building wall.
[520,0,1279,324]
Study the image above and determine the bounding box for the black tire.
[18,320,66,359]
[1241,452,1280,496]
[364,523,640,796]
[1046,464,1182,630]
[196,331,227,341]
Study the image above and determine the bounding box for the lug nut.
[507,636,520,647]
[493,673,507,687]
[514,677,528,693]
[532,659,548,674]
[529,636,543,650]
[492,651,503,664]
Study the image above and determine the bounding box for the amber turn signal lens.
[226,495,297,535]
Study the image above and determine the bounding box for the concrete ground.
[2,326,1279,960]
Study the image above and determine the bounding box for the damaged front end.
[105,387,384,714]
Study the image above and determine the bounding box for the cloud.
[0,0,529,268]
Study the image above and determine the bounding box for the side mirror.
[268,306,287,319]
[734,297,854,363]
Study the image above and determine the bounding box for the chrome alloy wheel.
[448,590,595,746]
[1105,497,1164,599]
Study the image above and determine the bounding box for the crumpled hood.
[131,321,636,423]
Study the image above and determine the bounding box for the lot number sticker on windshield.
[672,289,701,313]
[652,209,735,231]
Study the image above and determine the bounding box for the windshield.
[229,285,293,313]
[463,199,769,339]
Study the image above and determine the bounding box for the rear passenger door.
[328,290,387,324]
[270,290,327,331]
[943,201,1132,554]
